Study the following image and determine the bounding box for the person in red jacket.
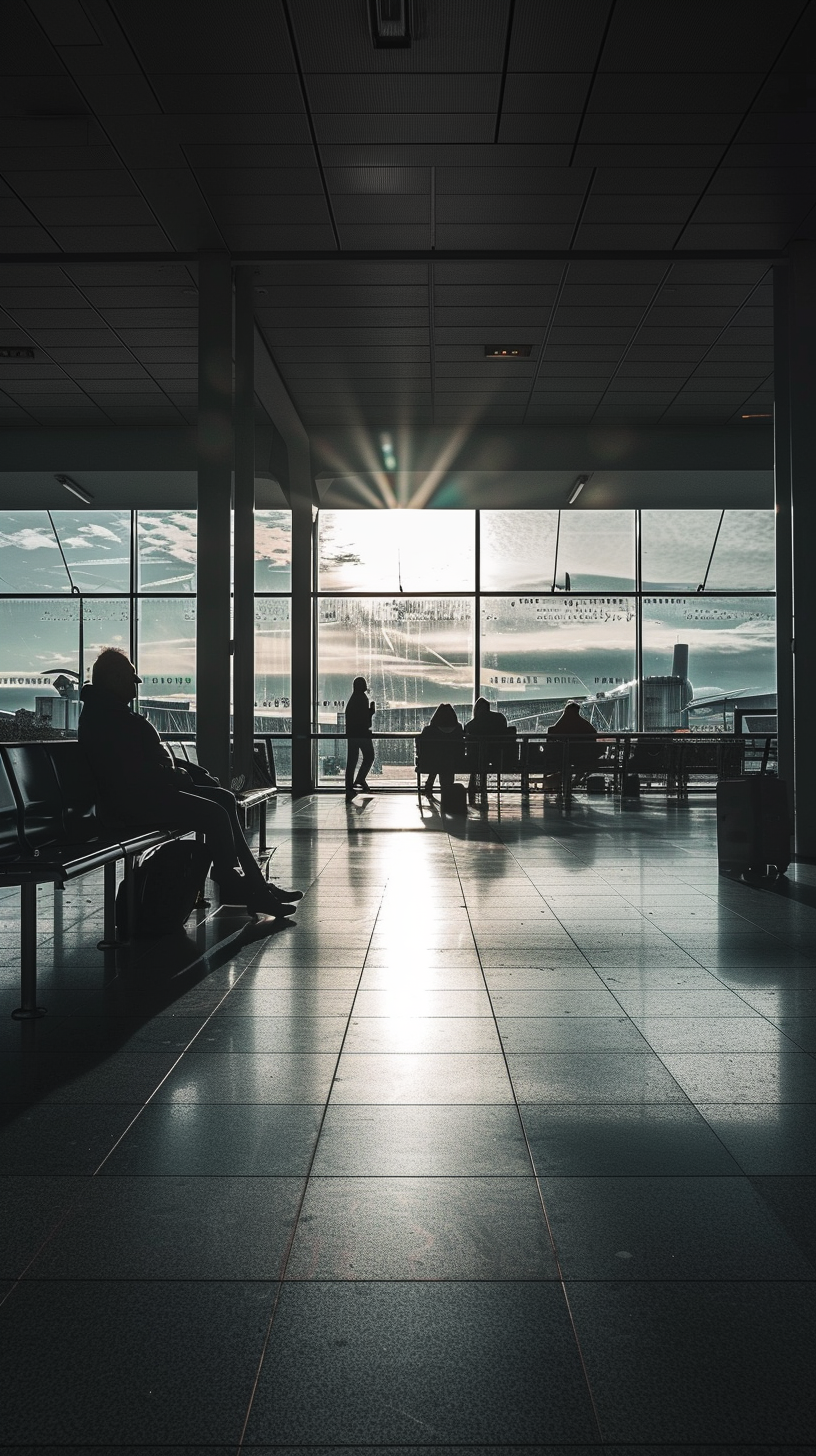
[78,648,301,917]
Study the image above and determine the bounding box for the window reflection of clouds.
[481,510,635,591]
[137,511,196,592]
[642,510,774,591]
[254,510,292,591]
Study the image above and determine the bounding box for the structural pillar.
[232,267,256,788]
[773,265,794,829]
[289,448,314,796]
[785,242,816,856]
[196,252,233,787]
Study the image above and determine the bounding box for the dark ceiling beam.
[0,250,789,267]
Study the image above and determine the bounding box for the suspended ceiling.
[0,0,813,436]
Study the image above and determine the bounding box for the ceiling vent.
[0,347,35,361]
[484,346,531,358]
[370,0,411,47]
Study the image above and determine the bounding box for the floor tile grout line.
[234,862,391,1453]
[448,832,607,1447]
[0,902,286,1311]
[0,825,347,1307]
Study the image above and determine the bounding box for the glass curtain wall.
[0,510,293,782]
[316,508,776,785]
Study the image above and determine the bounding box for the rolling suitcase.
[716,776,790,876]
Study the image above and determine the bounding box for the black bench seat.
[0,743,183,1020]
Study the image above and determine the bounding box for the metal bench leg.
[123,854,137,940]
[259,801,268,854]
[12,882,45,1020]
[98,860,120,950]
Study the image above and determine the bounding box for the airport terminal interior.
[1,0,816,1450]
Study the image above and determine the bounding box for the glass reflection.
[319,510,475,592]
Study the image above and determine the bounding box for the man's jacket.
[77,683,187,822]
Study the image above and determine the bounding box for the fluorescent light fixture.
[55,474,94,504]
[484,345,531,358]
[741,413,771,419]
[567,475,589,505]
[370,0,410,47]
[379,432,397,472]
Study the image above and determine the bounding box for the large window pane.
[480,511,560,591]
[255,510,292,591]
[480,596,637,730]
[643,595,776,727]
[642,510,775,592]
[0,598,79,730]
[137,598,196,733]
[319,510,475,592]
[706,510,775,591]
[0,511,72,594]
[318,596,473,782]
[82,598,131,670]
[255,598,291,724]
[51,511,131,592]
[137,510,196,593]
[480,510,634,592]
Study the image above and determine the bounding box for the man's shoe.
[248,887,297,917]
[270,884,303,901]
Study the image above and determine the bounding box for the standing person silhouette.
[344,676,376,797]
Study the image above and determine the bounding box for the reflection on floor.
[1,791,815,1450]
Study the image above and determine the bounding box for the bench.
[165,738,277,852]
[0,741,192,1020]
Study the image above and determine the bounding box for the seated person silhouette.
[547,700,601,783]
[464,696,511,803]
[418,703,465,797]
[345,676,376,796]
[77,648,301,917]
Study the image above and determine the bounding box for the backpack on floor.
[116,839,212,938]
[441,781,468,816]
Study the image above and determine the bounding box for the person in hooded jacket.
[77,647,301,917]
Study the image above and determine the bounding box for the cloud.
[0,529,58,552]
[138,513,197,566]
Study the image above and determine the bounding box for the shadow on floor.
[0,910,289,1123]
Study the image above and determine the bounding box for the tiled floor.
[1,790,815,1453]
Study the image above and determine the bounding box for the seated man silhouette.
[418,702,465,797]
[78,648,301,916]
[547,700,601,782]
[464,696,512,803]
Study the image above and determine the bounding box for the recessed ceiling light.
[55,474,94,505]
[379,432,397,471]
[567,475,589,505]
[370,0,411,47]
[0,347,35,360]
[485,346,531,358]
[742,413,771,419]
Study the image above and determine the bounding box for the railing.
[315,730,778,799]
[156,729,777,799]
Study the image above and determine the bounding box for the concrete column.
[289,449,314,796]
[196,252,233,787]
[786,242,816,856]
[773,265,794,828]
[232,267,255,788]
